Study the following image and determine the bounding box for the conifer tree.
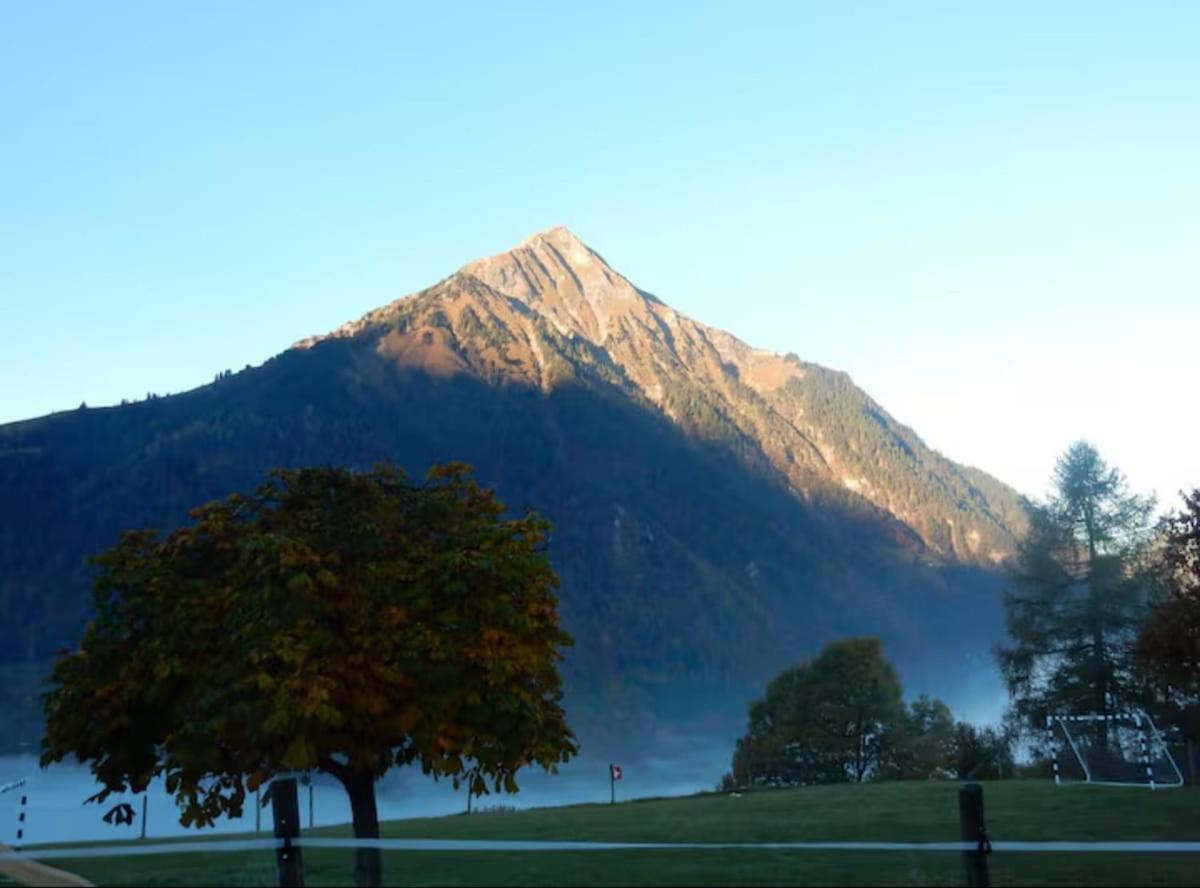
[998,442,1155,735]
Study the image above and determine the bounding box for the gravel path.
[0,844,93,887]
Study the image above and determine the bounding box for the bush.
[953,723,1015,779]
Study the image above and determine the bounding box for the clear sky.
[2,1,1196,506]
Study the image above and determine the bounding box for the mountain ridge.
[294,226,1025,565]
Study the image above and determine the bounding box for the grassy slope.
[39,781,1200,887]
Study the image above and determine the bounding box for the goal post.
[1046,710,1185,788]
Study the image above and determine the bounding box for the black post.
[271,778,305,888]
[958,782,990,888]
[256,788,262,834]
[609,766,614,805]
[308,784,314,831]
[140,795,147,840]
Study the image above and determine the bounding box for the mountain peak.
[459,227,640,342]
[285,227,1023,564]
[518,224,583,248]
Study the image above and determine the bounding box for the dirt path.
[0,844,93,887]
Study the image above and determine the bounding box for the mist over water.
[0,662,1009,846]
[0,741,735,846]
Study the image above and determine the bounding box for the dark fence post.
[272,777,305,888]
[958,782,990,888]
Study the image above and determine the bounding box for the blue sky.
[2,1,1196,505]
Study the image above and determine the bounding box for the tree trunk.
[342,770,383,888]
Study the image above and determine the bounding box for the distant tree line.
[719,638,1013,790]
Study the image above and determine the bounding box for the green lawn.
[35,781,1200,887]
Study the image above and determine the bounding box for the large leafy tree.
[41,463,576,887]
[998,441,1156,736]
[1135,489,1200,736]
[729,637,905,786]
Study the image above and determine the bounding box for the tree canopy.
[728,637,906,786]
[723,638,1012,789]
[1136,488,1200,736]
[882,694,956,781]
[998,441,1156,733]
[41,462,576,886]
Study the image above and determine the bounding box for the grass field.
[29,780,1200,886]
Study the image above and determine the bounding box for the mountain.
[0,227,1026,753]
[299,227,1024,563]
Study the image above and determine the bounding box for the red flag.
[610,764,622,781]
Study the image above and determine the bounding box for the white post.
[1046,716,1060,785]
[1134,712,1156,790]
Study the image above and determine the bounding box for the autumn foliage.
[1136,489,1200,705]
[41,462,576,883]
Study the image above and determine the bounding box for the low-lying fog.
[0,666,1008,846]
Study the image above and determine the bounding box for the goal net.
[1046,710,1184,788]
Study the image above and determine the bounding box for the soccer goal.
[1046,710,1184,788]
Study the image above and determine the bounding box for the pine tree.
[998,441,1156,737]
